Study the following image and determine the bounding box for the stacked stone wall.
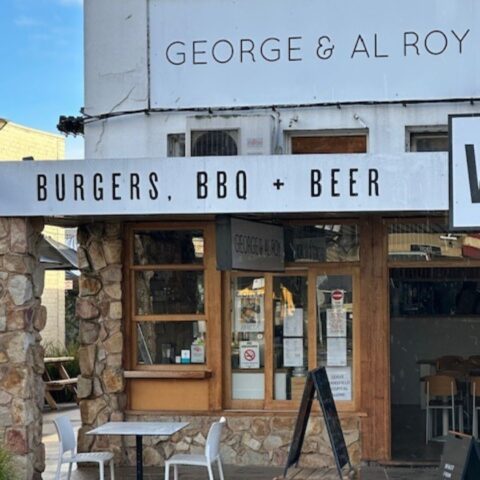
[75,223,126,461]
[124,413,361,468]
[0,218,46,479]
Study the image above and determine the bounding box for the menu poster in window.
[326,367,352,401]
[284,338,304,367]
[327,337,347,366]
[235,294,264,332]
[240,341,260,369]
[284,308,304,337]
[326,308,347,338]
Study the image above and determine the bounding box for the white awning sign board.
[449,114,480,229]
[0,153,448,217]
[149,0,480,109]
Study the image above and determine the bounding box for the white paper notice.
[327,337,347,366]
[326,308,347,337]
[283,338,304,367]
[284,308,303,337]
[326,367,352,401]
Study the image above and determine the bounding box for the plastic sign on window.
[239,341,260,369]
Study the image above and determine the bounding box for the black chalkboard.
[284,367,352,479]
[440,432,480,480]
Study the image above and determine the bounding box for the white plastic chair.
[53,415,115,480]
[164,416,226,480]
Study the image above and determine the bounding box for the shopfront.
[4,1,480,477]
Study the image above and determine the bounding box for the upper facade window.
[407,128,448,152]
[290,131,367,154]
[191,130,238,156]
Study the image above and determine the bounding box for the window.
[285,224,359,262]
[388,222,480,262]
[229,269,357,408]
[408,129,448,152]
[191,130,238,156]
[388,220,480,317]
[167,133,186,157]
[129,227,209,368]
[290,132,367,154]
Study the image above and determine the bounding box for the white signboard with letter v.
[449,114,480,230]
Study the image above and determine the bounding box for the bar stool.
[425,374,462,443]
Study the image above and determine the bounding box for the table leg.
[136,435,143,480]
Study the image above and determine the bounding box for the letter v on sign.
[465,144,480,203]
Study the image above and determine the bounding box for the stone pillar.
[0,217,47,480]
[76,223,125,460]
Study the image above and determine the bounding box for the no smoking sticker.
[240,341,260,369]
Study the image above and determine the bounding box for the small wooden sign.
[284,367,352,479]
[440,432,480,480]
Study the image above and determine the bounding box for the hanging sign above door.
[216,216,284,271]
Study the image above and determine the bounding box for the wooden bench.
[43,356,78,410]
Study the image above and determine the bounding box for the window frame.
[285,129,369,155]
[125,222,215,374]
[224,264,360,412]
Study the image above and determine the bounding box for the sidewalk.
[42,406,439,480]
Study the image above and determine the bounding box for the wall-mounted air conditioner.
[186,115,275,157]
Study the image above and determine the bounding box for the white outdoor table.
[88,421,189,480]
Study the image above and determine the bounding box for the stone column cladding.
[0,217,47,480]
[125,413,361,468]
[75,223,126,461]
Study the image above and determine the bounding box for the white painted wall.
[84,0,480,193]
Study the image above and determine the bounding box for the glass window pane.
[390,267,480,316]
[410,132,448,152]
[388,222,480,262]
[135,271,204,315]
[285,225,359,262]
[137,321,206,365]
[273,276,308,401]
[134,230,204,265]
[316,274,354,401]
[231,276,265,400]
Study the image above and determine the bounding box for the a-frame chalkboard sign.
[284,367,353,479]
[440,432,480,479]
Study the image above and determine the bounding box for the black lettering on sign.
[197,171,208,199]
[331,169,340,197]
[311,169,322,197]
[351,34,369,58]
[93,173,104,201]
[465,144,480,203]
[130,173,140,200]
[369,169,379,196]
[349,168,359,196]
[112,172,121,200]
[404,32,420,56]
[236,171,247,199]
[240,38,255,63]
[56,174,66,201]
[217,171,227,198]
[148,172,159,200]
[73,174,84,201]
[37,174,47,201]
